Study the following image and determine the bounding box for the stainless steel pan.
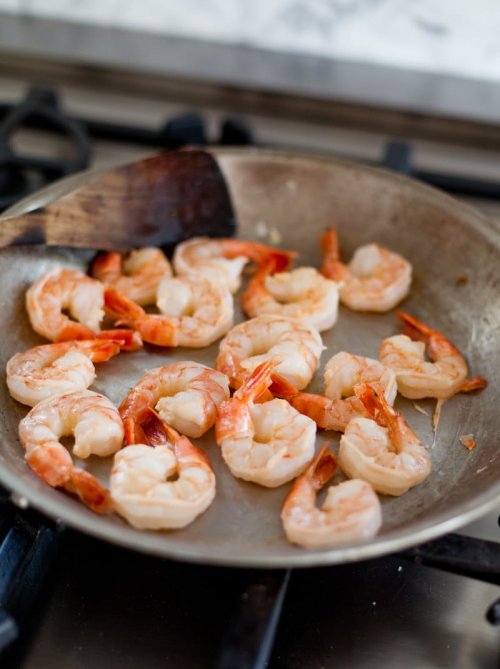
[0,148,499,568]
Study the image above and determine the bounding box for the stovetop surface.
[2,528,498,669]
[0,72,498,668]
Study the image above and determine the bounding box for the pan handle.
[215,569,291,669]
[0,510,61,653]
[400,532,500,624]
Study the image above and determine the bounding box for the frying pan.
[0,147,499,568]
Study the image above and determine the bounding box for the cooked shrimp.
[7,339,121,406]
[270,352,396,432]
[18,390,124,512]
[339,383,431,496]
[104,278,233,348]
[324,352,397,405]
[26,268,105,341]
[321,227,412,312]
[216,314,323,390]
[215,361,316,487]
[90,247,172,306]
[270,374,363,432]
[242,253,339,332]
[281,444,382,548]
[156,276,234,346]
[111,408,216,530]
[120,361,229,442]
[379,311,487,400]
[173,236,295,293]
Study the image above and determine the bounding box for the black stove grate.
[0,86,499,669]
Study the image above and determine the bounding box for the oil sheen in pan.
[0,147,498,567]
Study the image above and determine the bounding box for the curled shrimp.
[104,277,233,347]
[18,390,124,512]
[173,236,295,293]
[90,247,172,306]
[281,444,382,548]
[242,253,339,332]
[6,339,122,406]
[339,383,432,496]
[321,227,412,312]
[119,361,229,441]
[215,361,316,487]
[379,311,487,400]
[270,351,396,432]
[26,268,105,341]
[25,267,143,347]
[324,352,397,405]
[216,314,323,390]
[111,408,216,530]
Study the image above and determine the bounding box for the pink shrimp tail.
[90,252,122,283]
[134,315,178,347]
[396,311,461,358]
[138,407,210,465]
[26,447,111,514]
[461,376,488,393]
[26,445,73,487]
[223,239,296,269]
[269,373,299,398]
[354,382,393,428]
[136,407,169,446]
[55,323,98,342]
[259,251,294,274]
[104,287,145,321]
[282,443,337,513]
[64,468,112,514]
[320,226,343,280]
[234,360,279,403]
[81,339,121,363]
[271,375,345,429]
[308,444,339,489]
[104,288,176,346]
[97,329,143,352]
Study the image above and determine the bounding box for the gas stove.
[0,81,499,669]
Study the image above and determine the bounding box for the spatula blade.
[0,149,236,251]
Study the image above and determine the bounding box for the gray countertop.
[1,12,500,126]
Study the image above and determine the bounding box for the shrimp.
[324,352,397,405]
[270,374,364,432]
[119,361,229,441]
[25,267,143,347]
[90,247,172,306]
[26,268,105,341]
[339,383,432,496]
[6,339,121,406]
[321,227,412,312]
[173,236,295,293]
[215,361,316,487]
[104,277,233,347]
[270,351,397,432]
[110,408,216,530]
[281,445,382,548]
[270,351,396,432]
[18,390,124,512]
[242,252,340,332]
[379,311,487,400]
[156,276,234,346]
[216,314,323,390]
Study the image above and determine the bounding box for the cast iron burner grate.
[0,87,499,669]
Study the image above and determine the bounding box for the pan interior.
[0,148,499,567]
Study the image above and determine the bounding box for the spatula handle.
[0,211,47,247]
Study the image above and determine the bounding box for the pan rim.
[1,465,499,567]
[2,146,500,568]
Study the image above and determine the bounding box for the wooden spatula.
[0,149,236,251]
